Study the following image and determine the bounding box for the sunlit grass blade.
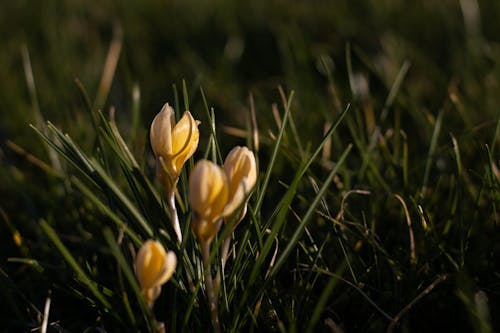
[7,258,44,273]
[30,123,99,188]
[254,91,294,213]
[95,111,165,215]
[75,78,104,158]
[89,159,154,237]
[100,109,140,169]
[200,87,223,163]
[269,144,352,278]
[236,144,351,329]
[71,176,142,245]
[249,104,350,284]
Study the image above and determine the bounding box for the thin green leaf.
[269,144,352,278]
[40,220,111,309]
[102,228,155,329]
[254,91,295,213]
[90,159,153,237]
[421,108,444,197]
[306,261,347,333]
[71,177,142,245]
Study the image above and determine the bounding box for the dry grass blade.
[387,274,451,333]
[94,23,123,111]
[393,194,416,265]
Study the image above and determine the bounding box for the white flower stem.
[214,234,231,297]
[167,191,182,243]
[201,240,221,333]
[221,234,232,270]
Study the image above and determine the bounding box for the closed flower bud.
[189,160,229,243]
[150,103,200,189]
[222,146,257,220]
[135,240,177,307]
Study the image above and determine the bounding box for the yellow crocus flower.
[135,240,177,307]
[150,103,200,190]
[222,146,257,221]
[189,160,229,243]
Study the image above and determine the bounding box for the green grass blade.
[200,87,223,163]
[40,220,111,309]
[269,144,352,278]
[421,108,444,197]
[248,105,350,285]
[182,79,190,112]
[254,91,295,213]
[30,123,97,185]
[90,159,154,237]
[247,157,307,285]
[103,228,155,330]
[380,60,411,121]
[305,260,347,333]
[490,110,500,153]
[71,177,142,245]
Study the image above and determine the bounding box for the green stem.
[201,240,221,333]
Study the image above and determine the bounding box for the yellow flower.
[150,103,200,189]
[189,160,229,243]
[222,146,257,220]
[135,240,177,307]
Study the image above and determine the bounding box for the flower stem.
[214,234,231,297]
[201,240,221,333]
[220,234,232,269]
[167,191,182,243]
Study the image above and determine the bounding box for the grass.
[1,0,500,332]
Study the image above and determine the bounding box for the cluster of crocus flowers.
[135,240,177,308]
[150,103,200,242]
[188,147,257,332]
[189,146,257,244]
[148,101,258,331]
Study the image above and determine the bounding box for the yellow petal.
[150,103,175,157]
[189,160,229,240]
[135,240,176,292]
[223,146,257,217]
[170,111,200,176]
[143,285,162,307]
[191,218,223,243]
[149,251,177,289]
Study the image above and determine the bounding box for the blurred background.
[1,0,500,330]
[2,0,500,210]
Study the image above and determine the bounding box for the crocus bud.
[150,103,200,191]
[222,146,257,221]
[189,160,229,243]
[135,240,177,307]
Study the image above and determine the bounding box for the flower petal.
[222,146,257,217]
[150,103,175,157]
[171,111,200,175]
[135,240,175,292]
